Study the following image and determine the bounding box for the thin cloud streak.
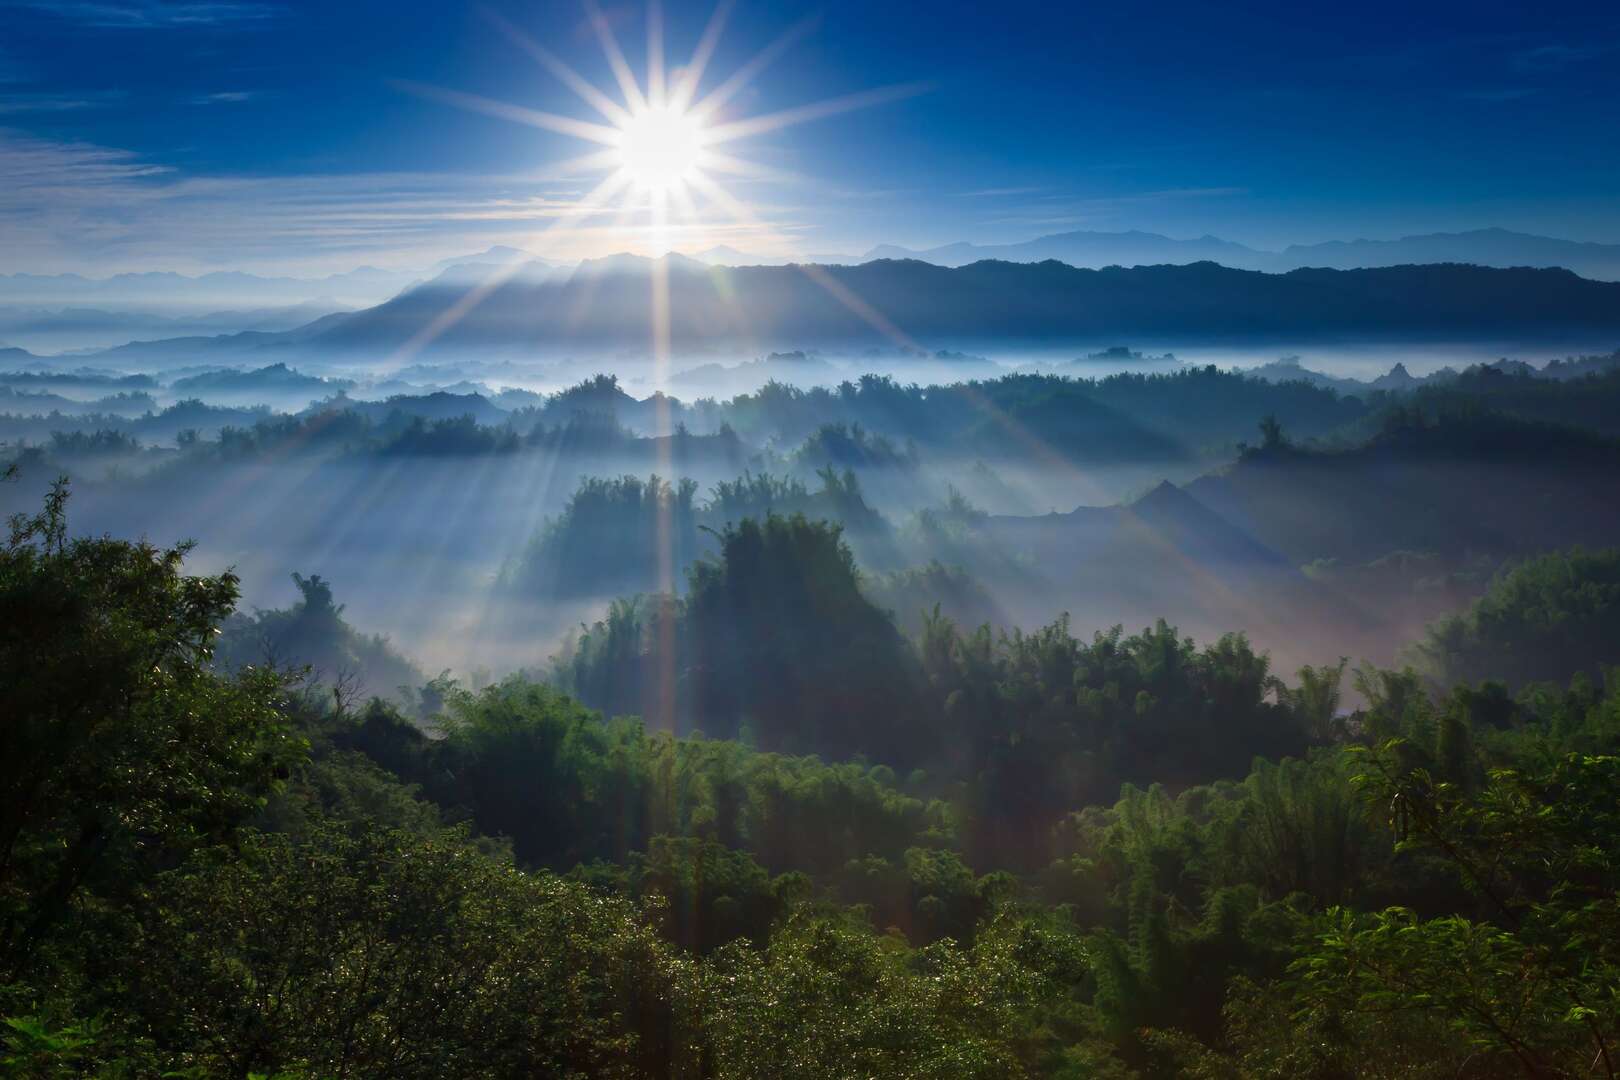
[953,186,1048,198]
[1512,42,1609,70]
[0,0,281,28]
[188,90,269,105]
[0,130,803,274]
[0,90,128,113]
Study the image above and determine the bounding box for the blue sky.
[2,0,1617,273]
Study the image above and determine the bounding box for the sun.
[613,105,708,194]
[401,2,924,252]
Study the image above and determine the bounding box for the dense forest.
[5,462,1619,1077]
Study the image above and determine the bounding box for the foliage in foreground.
[5,480,1620,1077]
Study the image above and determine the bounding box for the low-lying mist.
[6,343,1619,699]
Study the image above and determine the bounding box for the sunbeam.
[668,0,734,112]
[478,7,632,126]
[390,80,621,145]
[584,0,648,114]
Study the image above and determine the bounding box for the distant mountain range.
[0,247,566,354]
[1276,229,1620,279]
[76,256,1620,363]
[693,227,1620,281]
[0,266,411,315]
[846,231,1262,271]
[0,247,562,315]
[0,301,350,354]
[7,228,1620,356]
[5,229,1616,320]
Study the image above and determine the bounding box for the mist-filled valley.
[11,336,1620,686]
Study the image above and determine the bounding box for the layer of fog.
[16,337,1614,413]
[7,341,1616,702]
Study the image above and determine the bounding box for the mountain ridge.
[77,257,1620,362]
[692,227,1620,280]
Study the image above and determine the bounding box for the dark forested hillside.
[1187,410,1620,565]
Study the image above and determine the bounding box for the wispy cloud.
[0,130,801,273]
[1,0,280,29]
[0,90,127,113]
[0,128,170,187]
[952,186,1048,198]
[1512,42,1609,70]
[1126,186,1249,200]
[187,89,268,105]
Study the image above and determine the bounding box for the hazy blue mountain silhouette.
[1280,228,1620,280]
[301,257,1620,353]
[696,227,1620,280]
[861,230,1262,268]
[73,256,1620,361]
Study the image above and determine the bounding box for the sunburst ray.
[480,7,632,126]
[391,80,621,145]
[668,0,734,113]
[584,0,648,113]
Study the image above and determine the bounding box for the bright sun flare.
[403,2,923,252]
[614,105,708,194]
